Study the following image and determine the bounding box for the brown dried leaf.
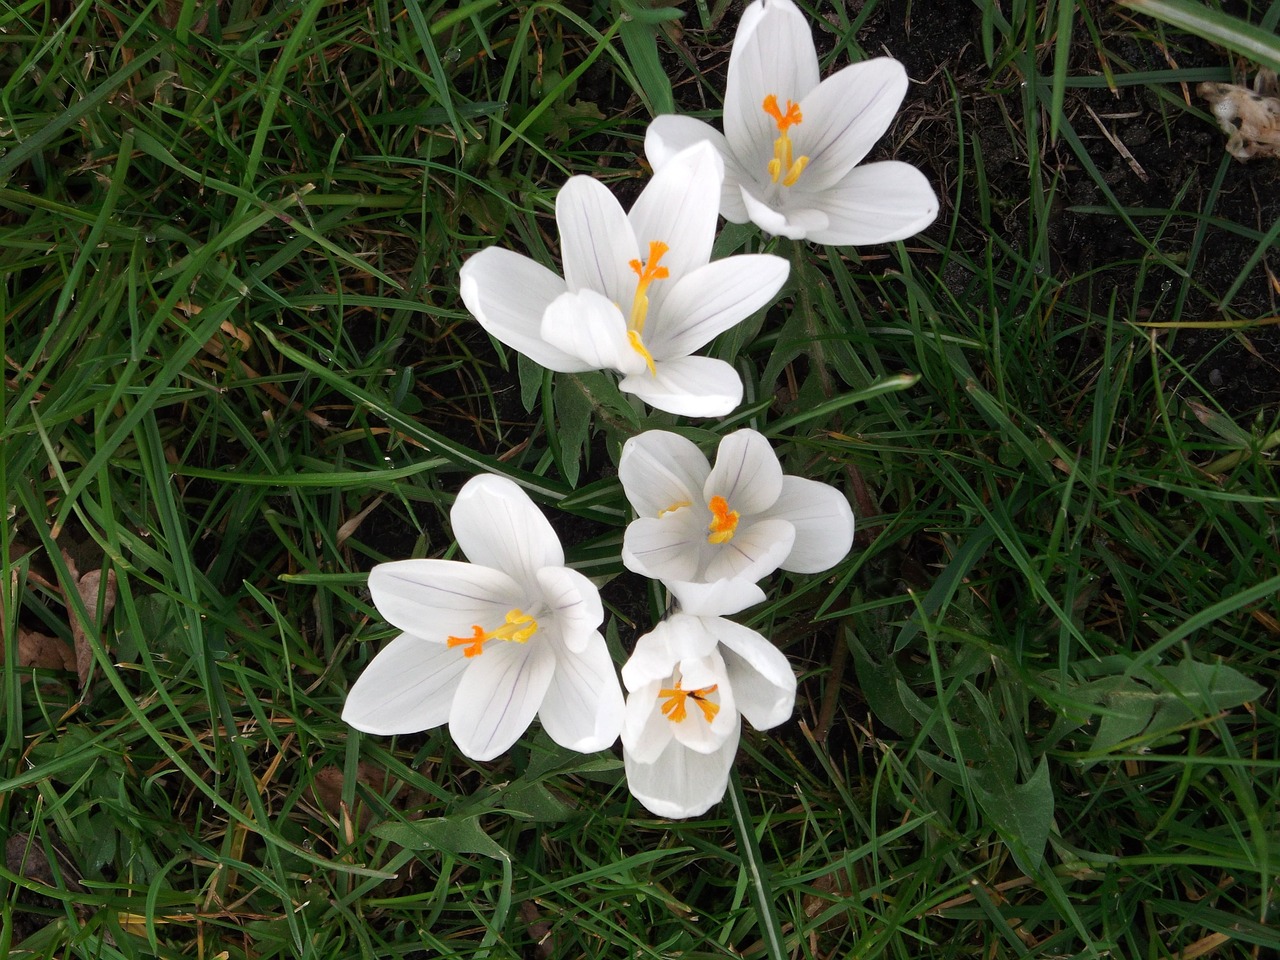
[61,550,118,690]
[16,626,75,672]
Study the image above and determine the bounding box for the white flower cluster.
[343,0,935,819]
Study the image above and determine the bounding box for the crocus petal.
[449,474,565,590]
[668,659,738,755]
[705,430,784,515]
[703,516,796,583]
[767,476,855,573]
[538,631,623,752]
[713,618,797,730]
[621,613,719,690]
[618,430,710,518]
[540,289,648,377]
[368,560,524,639]
[664,578,766,617]
[725,0,820,181]
[622,679,674,763]
[793,58,909,191]
[624,716,741,819]
[627,141,723,289]
[459,248,592,373]
[645,115,751,223]
[342,632,469,735]
[647,255,789,360]
[556,175,639,306]
[740,186,827,239]
[622,513,704,584]
[535,566,604,654]
[619,355,743,417]
[791,161,939,246]
[449,638,556,761]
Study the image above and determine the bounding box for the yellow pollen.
[707,495,740,544]
[657,499,692,518]
[659,682,720,724]
[625,240,669,377]
[447,608,538,658]
[762,94,810,187]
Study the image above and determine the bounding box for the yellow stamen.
[657,499,692,518]
[761,94,810,187]
[447,608,538,658]
[627,330,657,376]
[707,495,740,544]
[659,682,720,724]
[625,241,669,376]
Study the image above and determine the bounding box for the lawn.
[3,0,1279,957]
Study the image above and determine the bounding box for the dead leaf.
[16,626,76,672]
[61,551,118,690]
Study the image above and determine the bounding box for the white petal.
[624,717,741,819]
[621,614,719,690]
[342,632,468,735]
[540,289,647,377]
[449,475,564,591]
[619,355,743,417]
[703,516,796,583]
[628,141,723,286]
[713,619,797,730]
[767,476,855,573]
[706,430,784,515]
[622,512,705,583]
[740,186,827,239]
[645,115,751,223]
[459,248,591,373]
[647,255,789,360]
[556,175,638,305]
[368,560,523,638]
[793,59,909,191]
[665,578,766,617]
[618,430,710,518]
[725,0,820,185]
[449,638,556,761]
[535,566,604,654]
[538,631,623,752]
[622,679,674,763]
[792,161,939,246]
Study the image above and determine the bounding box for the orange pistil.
[761,94,810,187]
[446,608,538,658]
[659,682,720,724]
[707,495,740,544]
[626,241,670,375]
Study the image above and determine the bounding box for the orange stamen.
[659,682,720,724]
[761,95,810,186]
[707,495,740,544]
[446,608,537,658]
[626,240,669,375]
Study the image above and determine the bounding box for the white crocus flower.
[459,142,789,417]
[619,429,854,615]
[342,474,623,761]
[645,0,938,245]
[622,612,796,819]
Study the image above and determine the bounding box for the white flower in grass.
[622,612,796,819]
[459,142,789,417]
[342,474,623,761]
[619,429,855,615]
[645,0,938,245]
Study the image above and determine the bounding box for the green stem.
[727,767,788,960]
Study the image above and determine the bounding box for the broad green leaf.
[372,817,511,862]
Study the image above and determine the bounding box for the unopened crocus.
[460,142,789,417]
[645,0,938,245]
[619,429,854,615]
[622,612,795,818]
[343,474,623,761]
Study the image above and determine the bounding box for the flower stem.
[727,767,788,960]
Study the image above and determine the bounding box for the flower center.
[447,608,538,658]
[706,495,740,544]
[627,240,669,375]
[762,94,810,187]
[659,681,720,724]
